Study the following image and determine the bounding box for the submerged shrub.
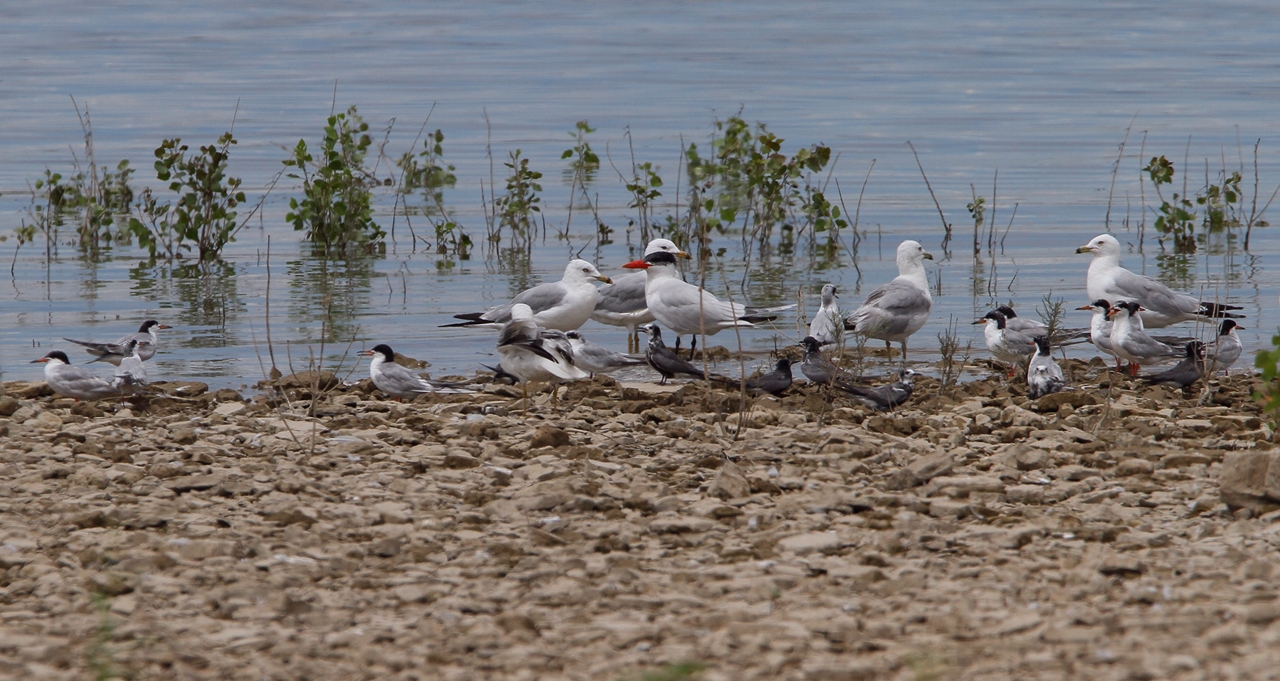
[130,132,245,262]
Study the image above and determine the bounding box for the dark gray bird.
[1026,335,1065,399]
[640,323,709,384]
[563,330,646,375]
[799,336,852,387]
[715,358,794,396]
[65,319,171,366]
[1143,340,1206,388]
[841,369,917,411]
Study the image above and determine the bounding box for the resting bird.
[841,369,917,411]
[111,340,150,393]
[591,238,687,351]
[639,323,709,384]
[1143,341,1205,388]
[974,310,1035,370]
[995,305,1048,337]
[443,260,612,331]
[563,330,646,375]
[32,351,121,401]
[715,358,794,396]
[808,284,842,346]
[496,304,589,406]
[623,250,793,357]
[1108,301,1180,375]
[64,319,170,366]
[1077,234,1242,328]
[798,336,857,388]
[359,344,473,400]
[1026,336,1065,399]
[1206,319,1244,375]
[844,240,933,360]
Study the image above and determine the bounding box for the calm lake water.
[2,1,1278,390]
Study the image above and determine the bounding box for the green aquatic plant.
[493,149,543,241]
[283,106,385,257]
[1145,155,1198,253]
[1255,331,1280,428]
[130,132,246,262]
[396,128,470,259]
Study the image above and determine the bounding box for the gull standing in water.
[1108,301,1181,375]
[32,351,121,401]
[563,330,646,375]
[591,238,687,351]
[1026,336,1065,399]
[359,344,473,400]
[1076,234,1243,328]
[623,251,793,357]
[64,320,170,366]
[808,284,843,346]
[497,304,589,408]
[443,260,612,331]
[844,240,933,360]
[1206,319,1244,375]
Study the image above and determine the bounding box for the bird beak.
[922,252,934,261]
[1137,305,1147,312]
[622,260,650,269]
[971,319,986,325]
[1106,307,1120,317]
[157,324,173,330]
[1075,245,1095,254]
[357,350,375,357]
[1075,304,1094,311]
[595,275,613,284]
[30,358,48,364]
[675,251,691,259]
[1236,324,1247,330]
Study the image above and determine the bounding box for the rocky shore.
[1,360,1279,681]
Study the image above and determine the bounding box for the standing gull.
[844,240,933,360]
[1076,234,1242,328]
[809,284,843,346]
[1206,319,1244,376]
[443,260,612,331]
[591,238,688,350]
[1026,336,1065,399]
[359,344,473,400]
[64,320,170,366]
[32,351,121,401]
[1107,301,1180,375]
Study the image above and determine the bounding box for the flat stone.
[707,460,751,500]
[777,531,843,556]
[164,474,225,492]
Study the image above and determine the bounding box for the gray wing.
[511,282,570,314]
[849,280,931,335]
[594,272,648,314]
[1109,269,1200,316]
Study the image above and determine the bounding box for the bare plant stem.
[906,141,950,248]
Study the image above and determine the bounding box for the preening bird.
[844,240,933,360]
[32,351,121,401]
[443,260,612,331]
[1077,234,1242,328]
[64,319,170,366]
[496,304,589,408]
[1026,336,1065,399]
[359,344,473,400]
[112,340,150,393]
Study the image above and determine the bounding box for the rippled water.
[2,0,1278,389]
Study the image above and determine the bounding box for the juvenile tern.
[808,284,842,346]
[1143,341,1205,388]
[1107,301,1180,375]
[1026,336,1065,399]
[591,239,688,349]
[1077,234,1243,328]
[841,369,917,411]
[623,250,792,356]
[359,344,473,400]
[639,323,710,384]
[562,330,646,375]
[444,260,612,331]
[32,351,121,401]
[111,340,150,393]
[714,358,794,396]
[1206,319,1244,375]
[798,336,860,390]
[64,320,170,366]
[844,240,933,360]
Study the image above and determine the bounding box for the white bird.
[497,304,589,406]
[974,310,1035,370]
[622,250,793,356]
[563,330,646,375]
[591,239,688,350]
[1027,336,1065,399]
[1077,299,1120,368]
[111,340,149,393]
[1076,234,1243,328]
[443,260,612,331]
[809,284,842,346]
[1206,319,1244,375]
[32,351,121,401]
[1107,301,1180,375]
[994,305,1048,337]
[358,344,473,400]
[64,320,170,366]
[844,240,933,359]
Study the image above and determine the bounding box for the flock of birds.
[29,234,1248,412]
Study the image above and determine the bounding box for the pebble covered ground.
[1,359,1279,681]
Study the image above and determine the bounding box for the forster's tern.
[32,351,121,401]
[444,260,612,331]
[844,240,933,360]
[808,284,843,346]
[111,340,149,393]
[1027,335,1065,399]
[1107,301,1181,375]
[974,310,1035,369]
[64,320,170,366]
[1206,319,1244,375]
[562,330,646,375]
[1143,341,1205,388]
[591,239,687,350]
[639,323,710,384]
[359,344,473,400]
[1077,234,1243,328]
[841,369,917,411]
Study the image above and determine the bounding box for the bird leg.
[1128,362,1139,377]
[689,336,698,361]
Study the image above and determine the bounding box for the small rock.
[529,425,571,449]
[0,396,20,416]
[1219,451,1280,511]
[1098,556,1146,577]
[707,460,751,500]
[777,532,843,556]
